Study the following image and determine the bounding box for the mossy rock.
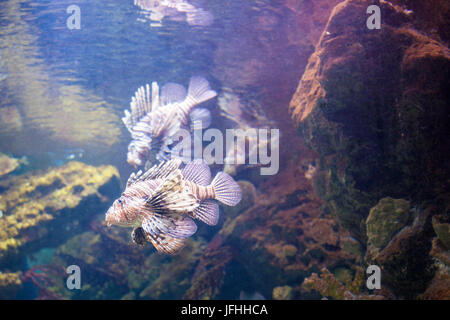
[272,285,293,300]
[432,216,450,250]
[366,197,411,249]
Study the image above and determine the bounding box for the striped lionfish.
[105,159,242,254]
[122,76,216,169]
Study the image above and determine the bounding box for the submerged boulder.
[366,197,411,250]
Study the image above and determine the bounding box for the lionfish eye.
[118,199,123,204]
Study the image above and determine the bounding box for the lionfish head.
[105,196,135,227]
[127,143,144,168]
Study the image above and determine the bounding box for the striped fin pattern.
[190,199,219,226]
[181,159,212,186]
[122,82,157,132]
[142,214,197,239]
[146,232,188,254]
[145,170,199,214]
[127,159,182,187]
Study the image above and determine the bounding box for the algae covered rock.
[185,163,361,299]
[366,198,411,250]
[0,271,22,299]
[289,0,450,241]
[0,161,120,268]
[272,285,293,300]
[432,215,450,250]
[301,267,384,300]
[365,207,436,299]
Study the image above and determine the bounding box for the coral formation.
[420,239,450,299]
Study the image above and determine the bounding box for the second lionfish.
[122,76,216,168]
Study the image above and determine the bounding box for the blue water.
[0,0,307,300]
[0,0,303,175]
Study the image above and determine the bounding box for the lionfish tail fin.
[187,76,217,105]
[211,172,242,206]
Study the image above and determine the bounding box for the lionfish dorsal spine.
[123,82,159,132]
[141,159,182,181]
[151,81,159,110]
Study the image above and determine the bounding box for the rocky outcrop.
[289,0,450,240]
[289,0,449,299]
[366,197,411,251]
[184,170,362,299]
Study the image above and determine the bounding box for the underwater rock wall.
[289,0,449,298]
[184,170,363,299]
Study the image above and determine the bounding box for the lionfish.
[134,0,214,27]
[105,159,242,254]
[122,76,216,168]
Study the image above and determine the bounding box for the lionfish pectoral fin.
[147,232,187,255]
[181,159,211,185]
[142,214,197,239]
[190,199,219,226]
[145,170,199,214]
